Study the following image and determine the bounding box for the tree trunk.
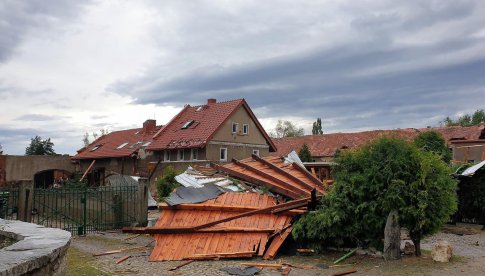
[383,210,401,260]
[412,238,421,256]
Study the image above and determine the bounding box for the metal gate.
[31,185,139,235]
[0,187,19,220]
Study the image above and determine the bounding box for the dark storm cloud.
[0,1,91,62]
[112,37,485,126]
[109,1,485,131]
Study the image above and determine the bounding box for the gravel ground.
[69,223,485,276]
[422,232,485,257]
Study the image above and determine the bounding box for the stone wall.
[1,155,76,186]
[0,219,71,276]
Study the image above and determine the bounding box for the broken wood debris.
[168,260,194,271]
[241,263,283,268]
[143,192,316,261]
[326,268,358,276]
[333,248,358,264]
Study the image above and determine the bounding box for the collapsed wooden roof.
[124,192,315,261]
[213,154,326,199]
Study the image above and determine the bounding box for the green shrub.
[156,166,180,200]
[293,137,457,256]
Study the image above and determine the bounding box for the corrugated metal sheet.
[461,160,485,176]
[149,192,293,261]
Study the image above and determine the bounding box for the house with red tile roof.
[73,119,162,185]
[271,125,485,164]
[147,98,276,173]
[73,99,276,186]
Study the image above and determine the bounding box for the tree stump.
[384,210,401,260]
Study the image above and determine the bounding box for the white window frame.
[177,149,185,161]
[231,122,239,134]
[252,149,260,156]
[243,124,249,135]
[117,142,129,149]
[164,150,170,161]
[191,148,198,160]
[220,148,228,161]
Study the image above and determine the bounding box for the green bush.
[156,166,180,200]
[293,137,457,256]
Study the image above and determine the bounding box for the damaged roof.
[147,99,276,151]
[148,192,295,261]
[271,125,485,158]
[214,154,326,199]
[73,122,162,160]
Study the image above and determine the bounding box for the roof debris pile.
[213,153,326,199]
[124,192,316,261]
[123,152,324,261]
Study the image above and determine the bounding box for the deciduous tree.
[271,120,305,138]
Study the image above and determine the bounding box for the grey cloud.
[0,1,92,62]
[15,114,59,121]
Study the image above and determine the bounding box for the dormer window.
[182,120,194,129]
[232,122,239,134]
[116,142,128,149]
[243,124,249,135]
[90,145,102,152]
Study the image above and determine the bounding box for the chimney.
[143,119,156,133]
[207,98,217,104]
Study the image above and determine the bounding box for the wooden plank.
[212,163,302,199]
[233,158,310,197]
[241,263,283,268]
[252,154,319,193]
[115,255,131,264]
[291,163,327,190]
[80,160,96,182]
[263,226,293,260]
[123,226,277,234]
[192,197,312,231]
[168,260,194,271]
[158,203,304,215]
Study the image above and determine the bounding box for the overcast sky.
[1,0,485,155]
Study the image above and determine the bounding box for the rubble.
[431,241,453,262]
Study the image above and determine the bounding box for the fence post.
[18,179,33,222]
[137,178,148,226]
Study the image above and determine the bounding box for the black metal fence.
[31,185,139,235]
[0,187,19,220]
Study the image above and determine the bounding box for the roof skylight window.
[182,120,194,129]
[142,141,151,147]
[117,142,129,149]
[196,106,203,112]
[90,145,102,152]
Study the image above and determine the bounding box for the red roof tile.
[73,125,163,160]
[271,125,485,158]
[147,99,276,151]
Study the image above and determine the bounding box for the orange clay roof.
[215,155,326,199]
[271,125,485,158]
[150,192,292,261]
[147,99,276,151]
[73,126,162,160]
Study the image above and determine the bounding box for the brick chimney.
[143,119,156,133]
[207,98,217,104]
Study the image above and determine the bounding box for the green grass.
[67,246,111,276]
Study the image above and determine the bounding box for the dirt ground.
[68,223,485,276]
